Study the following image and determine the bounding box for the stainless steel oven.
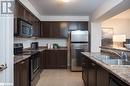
[30,52,40,80]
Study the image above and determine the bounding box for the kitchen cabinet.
[15,1,24,19]
[82,57,97,86]
[41,50,67,69]
[60,22,68,38]
[68,22,88,31]
[14,59,29,86]
[14,0,41,37]
[41,22,68,38]
[97,67,109,86]
[82,56,109,86]
[32,17,41,37]
[109,74,129,86]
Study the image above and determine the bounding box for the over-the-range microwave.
[19,19,33,37]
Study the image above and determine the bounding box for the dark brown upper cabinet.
[68,22,88,31]
[40,21,88,38]
[15,1,24,19]
[40,22,68,38]
[14,0,40,37]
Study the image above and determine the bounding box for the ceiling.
[29,0,105,16]
[112,9,130,19]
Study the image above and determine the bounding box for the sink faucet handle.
[121,52,128,61]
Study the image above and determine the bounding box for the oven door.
[30,53,40,80]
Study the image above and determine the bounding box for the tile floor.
[36,69,84,86]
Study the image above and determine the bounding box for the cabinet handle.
[20,61,25,64]
[91,63,96,66]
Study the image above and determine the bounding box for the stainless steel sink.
[94,55,130,66]
[94,55,110,60]
[102,59,122,65]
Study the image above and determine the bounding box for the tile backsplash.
[14,37,67,48]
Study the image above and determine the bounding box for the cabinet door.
[97,67,109,86]
[14,59,29,86]
[50,22,60,38]
[57,50,67,68]
[41,22,51,37]
[88,62,97,86]
[82,56,90,86]
[44,50,57,68]
[24,9,30,22]
[79,22,88,30]
[33,17,40,37]
[68,22,79,31]
[14,62,20,86]
[82,64,88,86]
[20,60,29,86]
[60,22,68,38]
[15,1,24,19]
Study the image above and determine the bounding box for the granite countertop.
[14,55,31,64]
[14,48,46,64]
[14,47,68,64]
[82,52,130,85]
[100,46,130,52]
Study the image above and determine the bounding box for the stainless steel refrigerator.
[70,30,89,71]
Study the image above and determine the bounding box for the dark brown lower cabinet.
[82,55,129,86]
[97,67,109,86]
[82,56,109,86]
[41,50,67,69]
[14,59,29,86]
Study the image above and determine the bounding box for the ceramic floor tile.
[36,69,84,86]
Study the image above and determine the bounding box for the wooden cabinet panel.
[41,50,67,69]
[79,22,88,31]
[68,22,88,31]
[46,50,57,68]
[41,22,51,37]
[24,9,31,23]
[97,67,109,86]
[87,61,97,86]
[60,22,68,38]
[57,50,67,68]
[40,22,68,38]
[68,22,79,31]
[82,56,108,86]
[15,1,24,19]
[14,59,29,86]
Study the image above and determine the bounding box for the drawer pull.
[20,61,25,64]
[91,63,96,66]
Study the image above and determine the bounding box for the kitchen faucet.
[102,49,128,61]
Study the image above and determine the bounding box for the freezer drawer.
[70,43,88,71]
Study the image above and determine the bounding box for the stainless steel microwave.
[19,20,33,37]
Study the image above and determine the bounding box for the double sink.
[93,55,130,66]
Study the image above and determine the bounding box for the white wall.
[14,38,67,48]
[102,18,130,39]
[90,23,102,52]
[91,0,130,22]
[0,0,14,85]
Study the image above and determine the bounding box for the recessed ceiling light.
[62,0,70,3]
